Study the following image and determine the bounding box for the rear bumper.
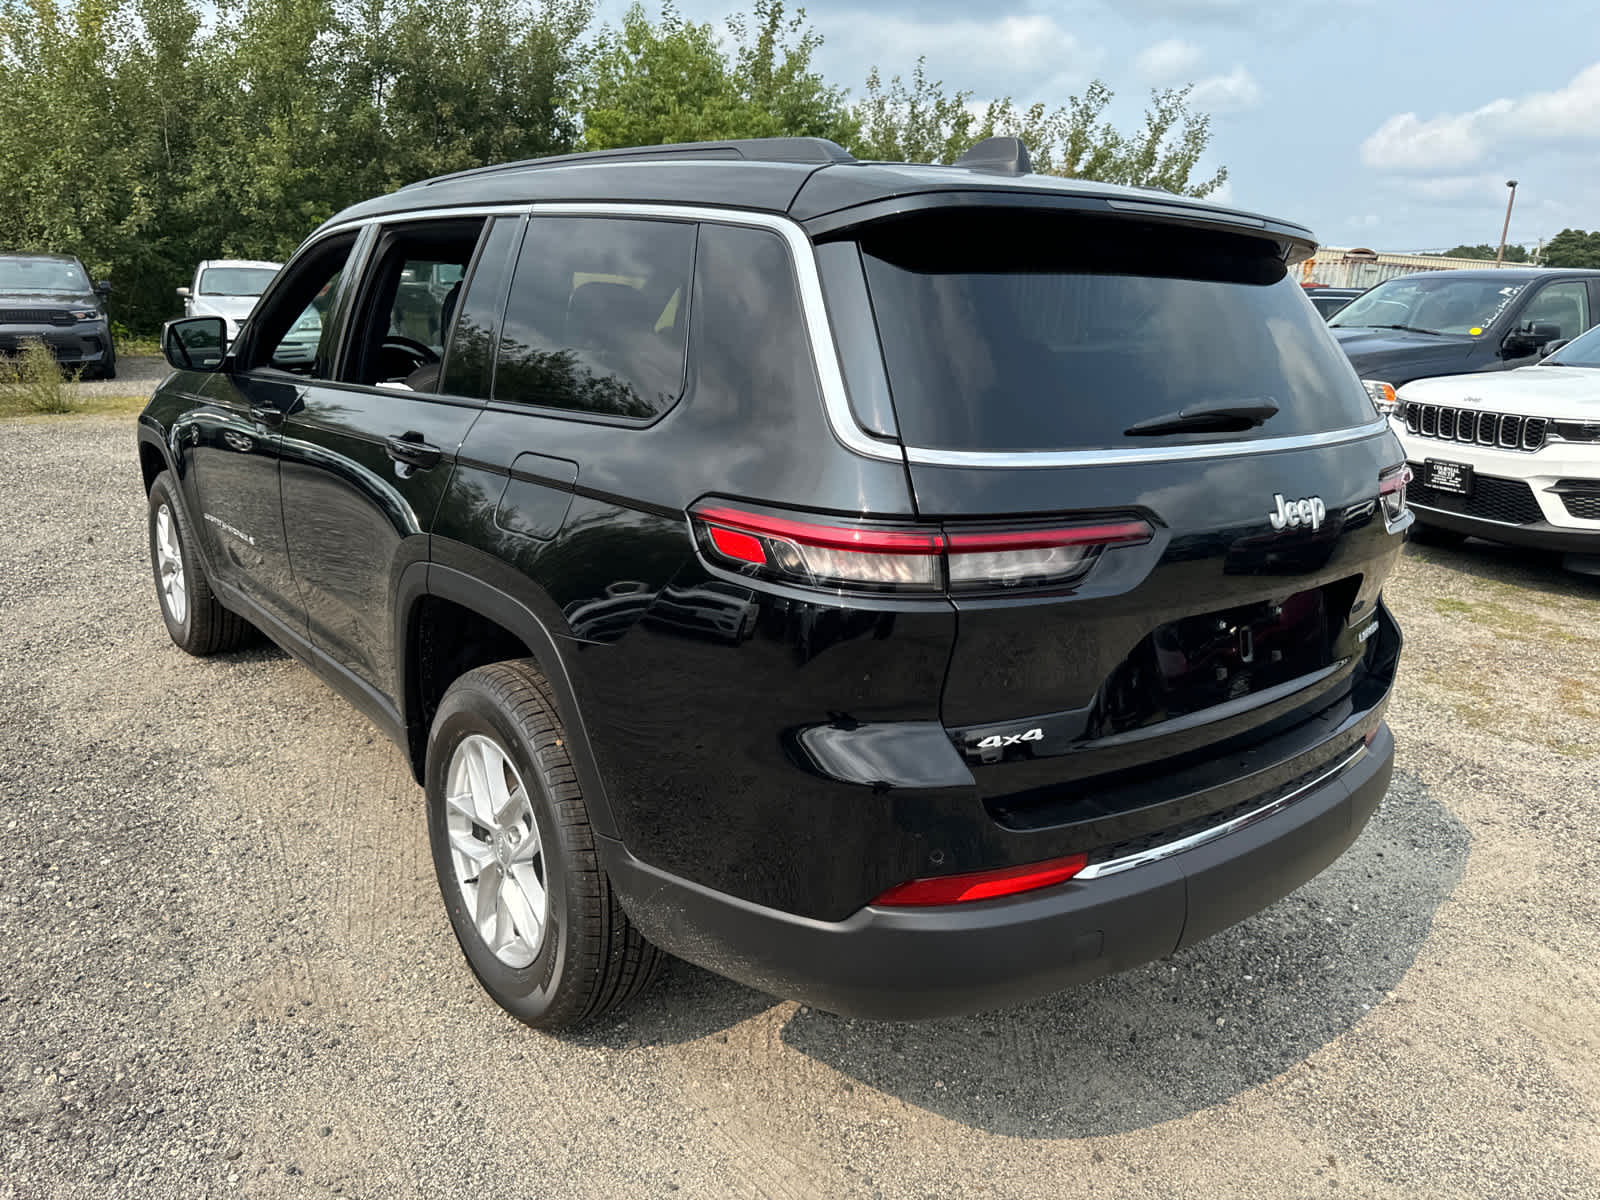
[603,722,1394,1020]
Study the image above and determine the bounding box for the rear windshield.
[854,210,1373,452]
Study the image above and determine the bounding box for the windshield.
[199,266,278,296]
[0,256,91,294]
[1542,323,1600,367]
[856,210,1374,452]
[1330,276,1525,335]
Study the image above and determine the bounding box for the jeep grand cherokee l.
[137,136,1409,1029]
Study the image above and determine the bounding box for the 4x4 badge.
[976,728,1045,750]
[1269,493,1326,532]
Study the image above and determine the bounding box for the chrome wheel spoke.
[474,862,503,935]
[448,825,494,865]
[495,783,528,831]
[508,816,541,865]
[501,868,544,958]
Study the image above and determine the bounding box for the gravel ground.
[0,412,1596,1199]
[74,355,168,399]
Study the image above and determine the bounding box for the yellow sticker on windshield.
[1469,326,1483,335]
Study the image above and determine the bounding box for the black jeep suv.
[137,137,1409,1028]
[0,252,116,379]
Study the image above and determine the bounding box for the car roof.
[197,259,281,271]
[1373,267,1600,282]
[0,251,82,263]
[315,137,1316,252]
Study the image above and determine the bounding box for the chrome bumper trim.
[1074,743,1369,881]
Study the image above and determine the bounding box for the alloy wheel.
[443,734,548,968]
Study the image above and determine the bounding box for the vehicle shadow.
[596,768,1469,1138]
[1404,536,1600,600]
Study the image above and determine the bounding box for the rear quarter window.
[855,209,1375,452]
[494,216,697,420]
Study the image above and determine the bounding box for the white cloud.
[1135,39,1204,84]
[1188,66,1262,113]
[828,13,1100,96]
[1361,61,1600,171]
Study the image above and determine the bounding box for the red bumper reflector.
[873,852,1090,907]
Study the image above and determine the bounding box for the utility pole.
[1495,180,1518,266]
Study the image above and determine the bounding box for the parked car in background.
[0,252,116,379]
[1394,322,1600,573]
[137,135,1408,1030]
[1303,284,1365,320]
[1329,269,1600,415]
[178,259,281,339]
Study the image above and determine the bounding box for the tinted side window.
[1520,281,1590,341]
[440,217,521,399]
[494,217,696,419]
[689,223,819,430]
[244,234,355,377]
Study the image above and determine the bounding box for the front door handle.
[248,406,284,429]
[385,431,442,470]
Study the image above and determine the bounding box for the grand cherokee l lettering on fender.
[137,136,1409,1028]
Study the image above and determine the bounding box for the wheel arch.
[396,562,619,840]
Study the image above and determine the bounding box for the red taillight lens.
[692,504,943,590]
[690,503,1152,594]
[873,853,1090,907]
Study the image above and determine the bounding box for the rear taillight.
[1379,463,1412,529]
[873,852,1090,907]
[690,503,1152,594]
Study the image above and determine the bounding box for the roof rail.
[408,137,855,189]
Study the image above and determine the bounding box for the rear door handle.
[248,406,284,429]
[384,431,442,470]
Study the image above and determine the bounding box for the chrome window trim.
[1075,744,1368,881]
[307,201,1388,470]
[313,201,906,463]
[901,420,1391,469]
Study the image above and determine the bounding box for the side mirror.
[1541,338,1572,359]
[95,280,112,296]
[1504,321,1562,358]
[162,316,229,371]
[175,286,191,299]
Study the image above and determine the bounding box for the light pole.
[1495,179,1518,266]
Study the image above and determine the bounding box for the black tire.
[426,660,663,1030]
[146,472,253,655]
[1407,520,1468,548]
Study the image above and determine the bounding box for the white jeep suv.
[1395,324,1600,572]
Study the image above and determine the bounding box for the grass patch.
[115,334,161,356]
[0,340,81,415]
[1427,594,1582,644]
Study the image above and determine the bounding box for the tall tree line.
[0,0,1228,332]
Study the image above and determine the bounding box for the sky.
[591,0,1600,254]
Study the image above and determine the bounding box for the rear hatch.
[834,205,1405,848]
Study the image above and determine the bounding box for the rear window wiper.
[1125,400,1279,437]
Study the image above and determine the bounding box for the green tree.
[1439,243,1528,262]
[1539,229,1600,269]
[851,64,1227,197]
[581,2,854,150]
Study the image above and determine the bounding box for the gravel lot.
[1,410,1597,1199]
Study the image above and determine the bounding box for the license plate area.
[1425,458,1473,496]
